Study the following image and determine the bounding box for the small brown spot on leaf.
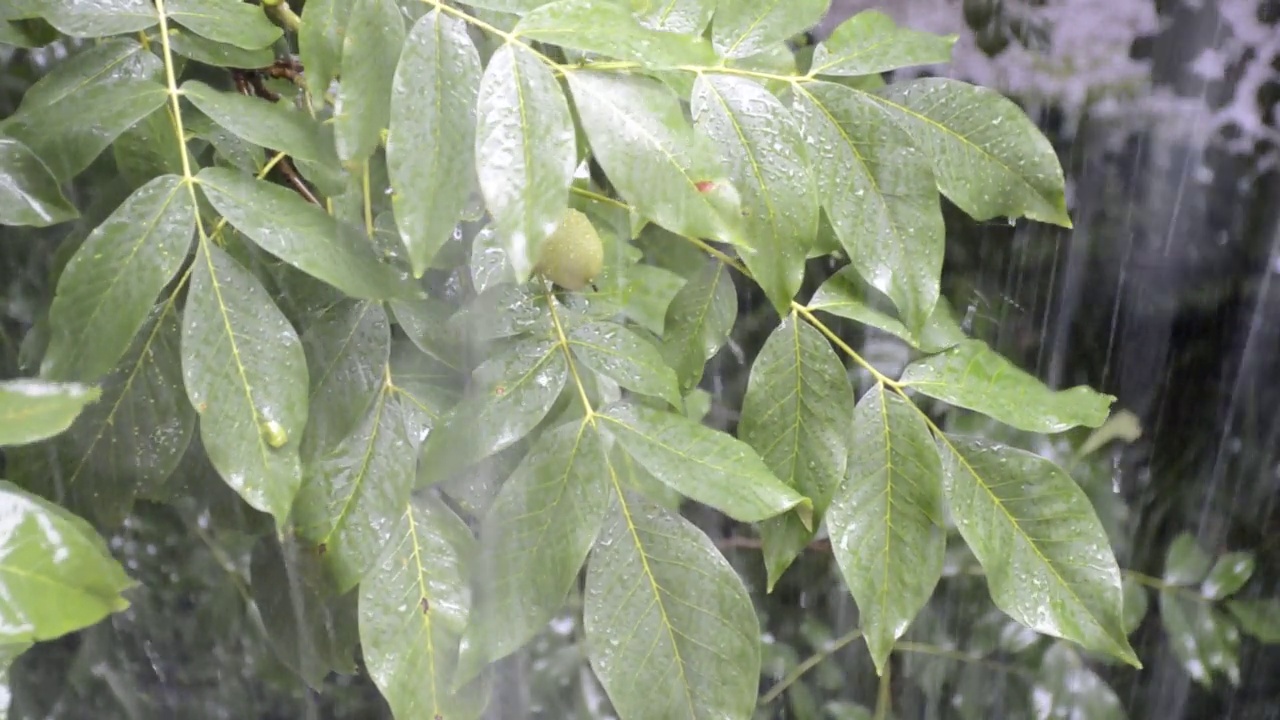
[317,543,327,556]
[695,180,715,193]
[420,597,430,614]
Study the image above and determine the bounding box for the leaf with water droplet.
[515,0,716,67]
[43,174,194,382]
[197,167,418,301]
[457,419,608,685]
[298,0,354,102]
[0,137,77,227]
[828,384,943,674]
[168,25,274,68]
[181,241,308,525]
[299,301,391,457]
[692,74,815,314]
[0,379,100,447]
[1162,533,1212,586]
[1033,644,1126,720]
[792,81,944,333]
[36,0,154,37]
[386,337,459,447]
[872,78,1072,227]
[660,260,736,392]
[601,400,810,523]
[810,10,956,77]
[475,43,577,281]
[938,435,1139,667]
[0,481,135,644]
[739,316,853,587]
[334,0,404,166]
[360,494,490,719]
[1160,592,1240,687]
[1225,598,1280,643]
[15,37,160,111]
[166,0,281,49]
[1201,551,1254,600]
[634,0,713,33]
[183,80,341,170]
[568,321,681,408]
[388,9,482,277]
[585,490,759,719]
[900,339,1114,434]
[712,0,826,58]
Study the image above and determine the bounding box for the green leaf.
[792,81,943,332]
[361,494,488,720]
[601,400,810,523]
[459,419,608,680]
[938,435,1138,666]
[0,379,100,446]
[418,338,568,486]
[1201,552,1254,600]
[181,241,309,524]
[515,0,716,67]
[196,167,416,300]
[456,0,554,13]
[183,81,340,168]
[827,384,944,673]
[691,74,815,314]
[0,481,134,643]
[16,37,160,111]
[168,25,275,67]
[567,321,681,408]
[42,175,194,382]
[475,43,577,281]
[739,316,853,586]
[250,534,357,688]
[386,338,458,445]
[661,260,736,392]
[873,78,1072,227]
[166,0,281,49]
[388,10,482,277]
[585,491,760,720]
[111,107,185,185]
[1225,598,1280,643]
[635,0,714,34]
[711,0,826,59]
[35,306,194,528]
[1162,533,1212,586]
[568,71,745,248]
[810,10,956,77]
[37,0,154,36]
[300,301,391,456]
[0,137,76,227]
[298,0,353,102]
[469,224,510,294]
[334,0,404,166]
[900,339,1114,433]
[807,266,914,343]
[2,78,167,182]
[389,295,465,370]
[1033,644,1125,720]
[1161,593,1240,686]
[1121,575,1148,635]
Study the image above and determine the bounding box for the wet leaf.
[1201,552,1254,600]
[828,384,944,673]
[0,137,77,227]
[0,379,100,447]
[458,0,554,12]
[300,301,391,456]
[182,241,308,524]
[475,43,577,281]
[450,280,553,343]
[2,78,167,182]
[299,0,354,101]
[900,339,1114,433]
[197,167,416,300]
[166,0,281,49]
[361,494,488,720]
[810,10,956,77]
[739,316,852,586]
[469,225,510,294]
[635,0,714,34]
[1225,598,1280,643]
[1160,593,1240,686]
[692,74,815,314]
[568,71,744,247]
[37,0,154,36]
[387,10,481,277]
[1162,533,1212,586]
[16,37,160,111]
[168,25,274,67]
[807,266,913,343]
[43,175,194,382]
[389,295,465,369]
[661,260,736,392]
[1032,644,1125,720]
[251,534,357,688]
[1121,575,1148,635]
[515,0,716,67]
[601,400,810,523]
[873,78,1072,227]
[711,0,826,59]
[792,81,943,332]
[0,481,134,643]
[585,491,759,720]
[387,341,459,446]
[568,321,681,408]
[459,420,608,680]
[183,81,339,168]
[335,0,405,166]
[418,338,568,486]
[939,436,1139,666]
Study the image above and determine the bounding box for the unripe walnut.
[534,208,603,291]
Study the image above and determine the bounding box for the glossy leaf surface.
[37,0,154,36]
[298,0,353,101]
[810,10,956,76]
[568,321,681,408]
[0,137,77,227]
[515,0,716,67]
[0,380,100,447]
[334,0,404,166]
[711,0,826,58]
[183,81,339,168]
[661,260,736,392]
[166,0,281,49]
[635,0,714,34]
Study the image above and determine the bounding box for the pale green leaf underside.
[0,380,101,447]
[810,10,956,77]
[515,0,716,67]
[711,0,827,59]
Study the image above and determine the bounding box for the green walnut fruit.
[535,209,603,291]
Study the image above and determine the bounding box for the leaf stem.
[794,304,899,388]
[873,661,891,720]
[758,628,864,705]
[542,281,597,425]
[153,0,209,243]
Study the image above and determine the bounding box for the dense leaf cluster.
[4,0,1272,718]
